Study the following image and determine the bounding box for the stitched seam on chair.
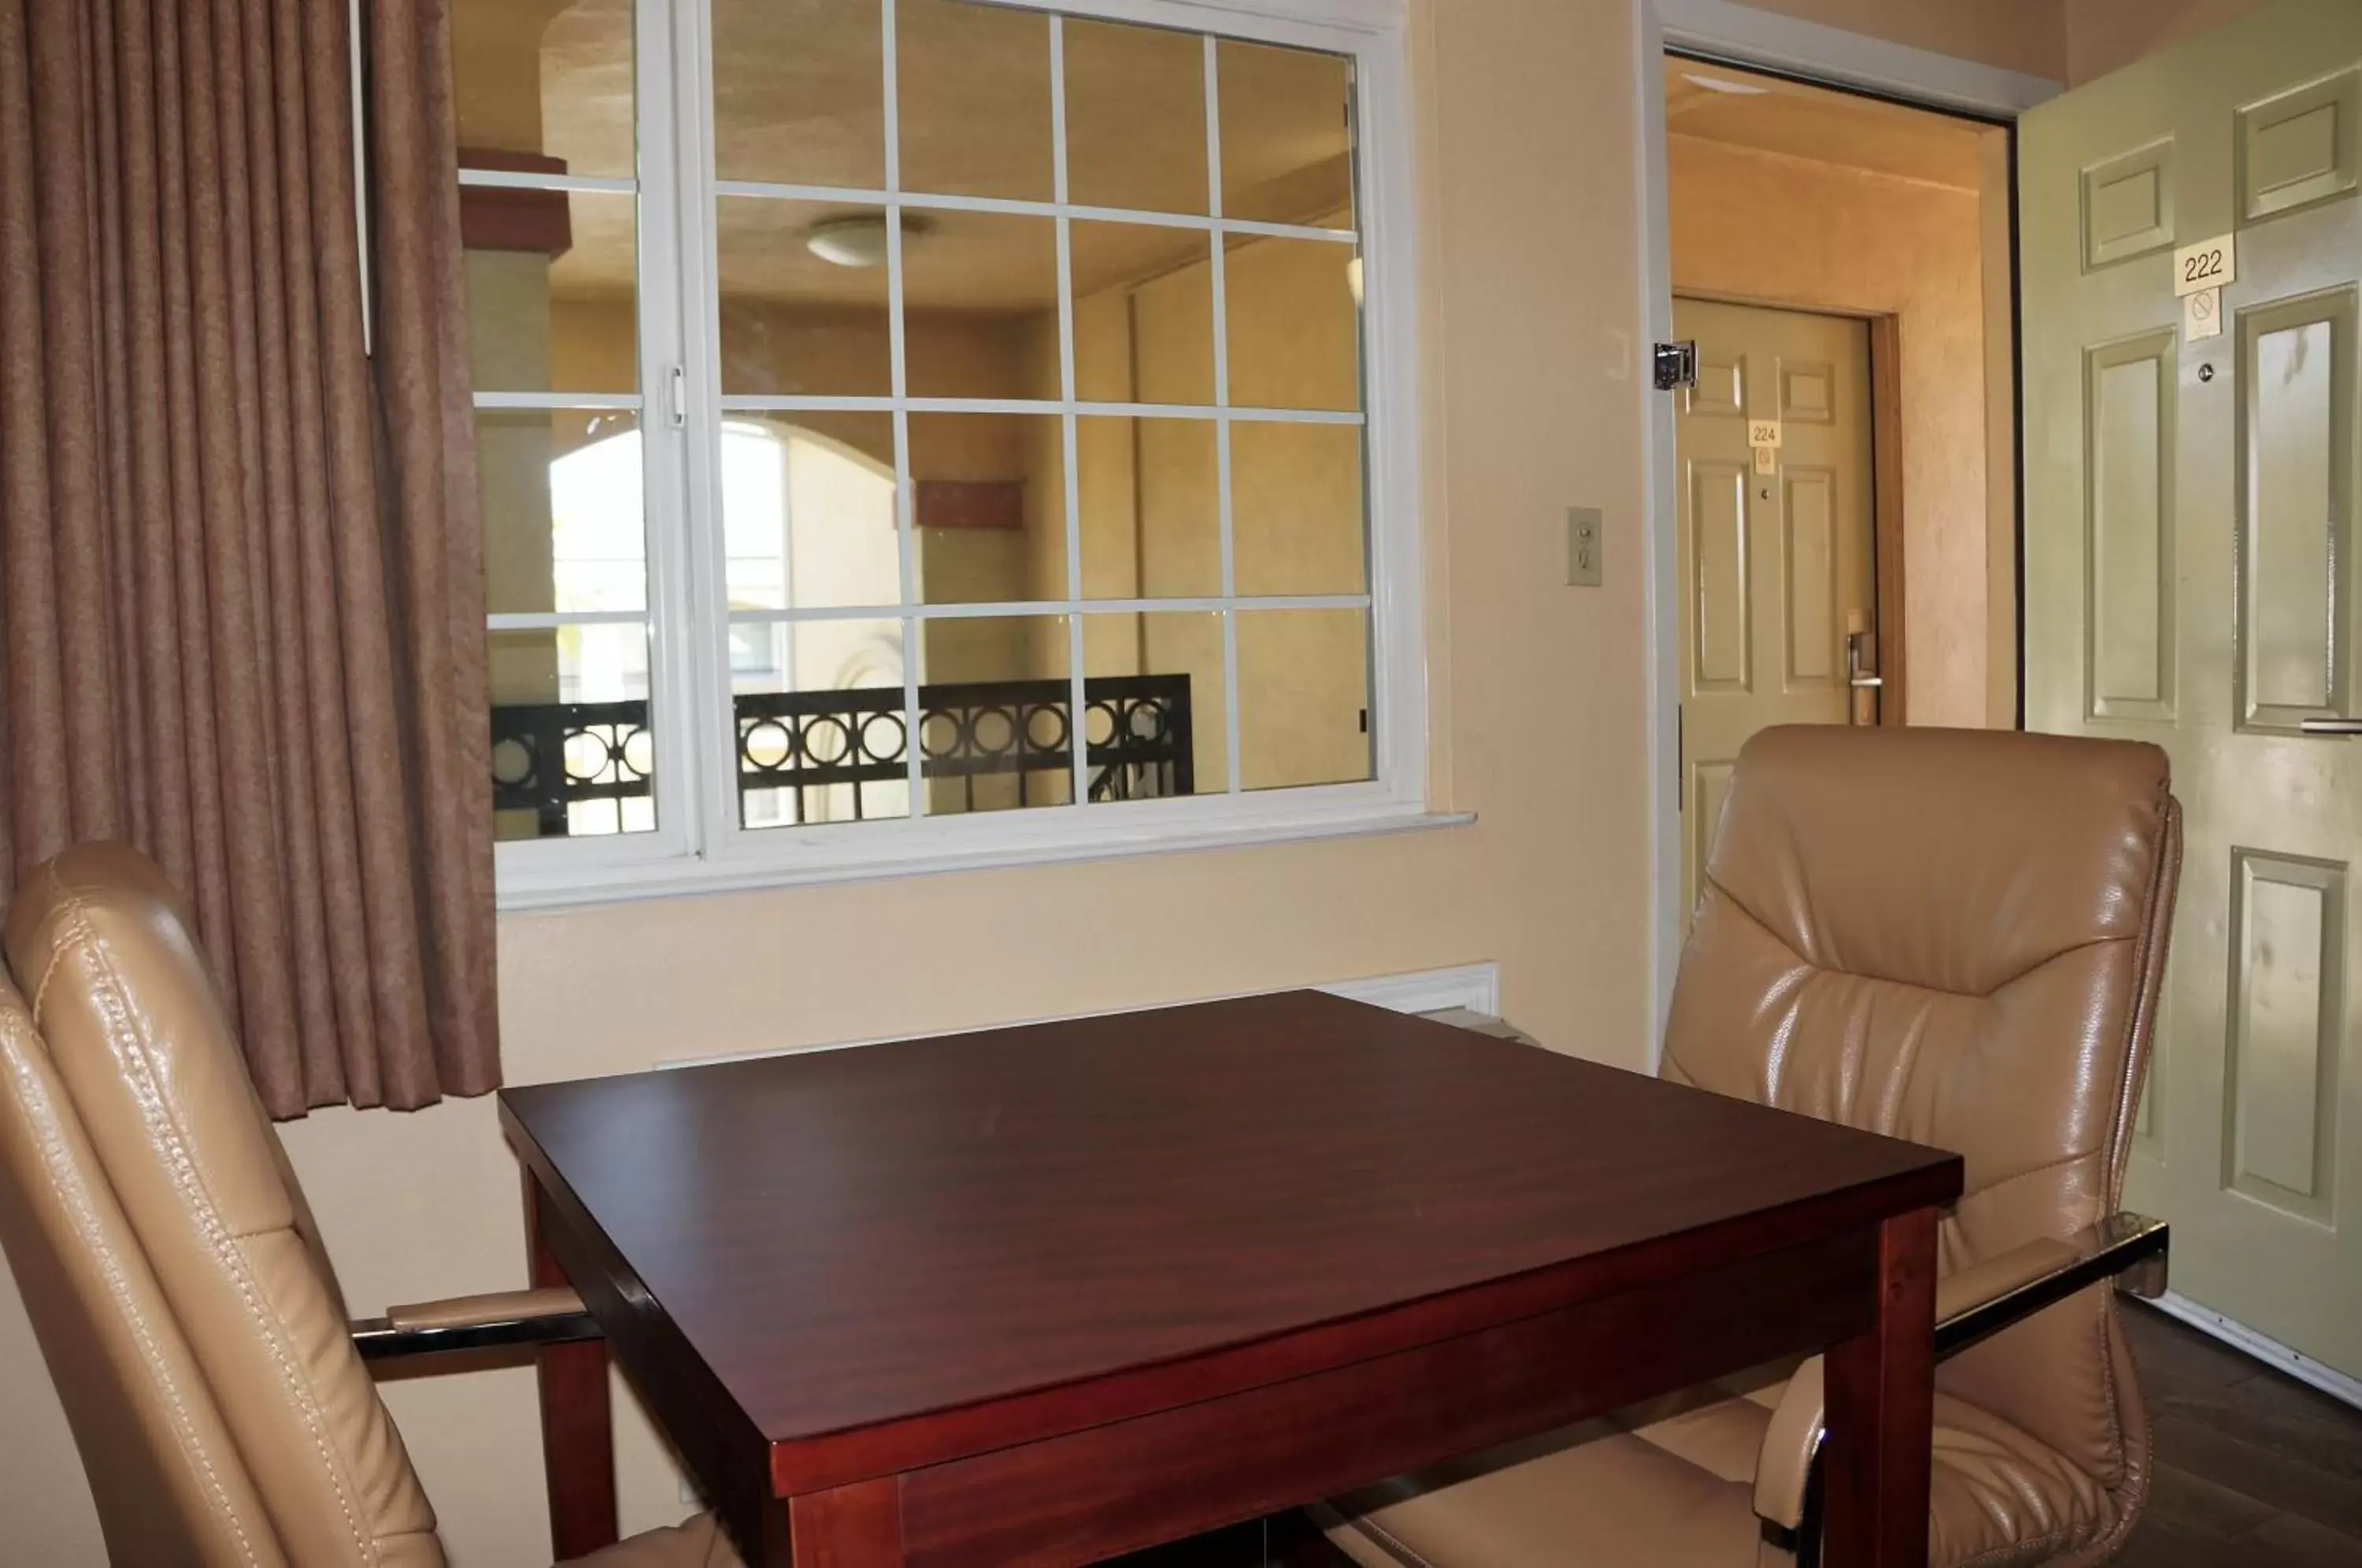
[1339,1514,1442,1568]
[2,1014,265,1567]
[2090,1304,2127,1499]
[2088,1334,2155,1563]
[1700,876,2134,1002]
[2082,801,2176,1501]
[2106,801,2176,1186]
[1946,1487,2121,1568]
[61,889,378,1566]
[28,916,72,1030]
[1951,1523,2091,1568]
[2080,803,2173,1503]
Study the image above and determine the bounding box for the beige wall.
[2066,0,2267,83]
[1668,135,1998,728]
[1734,0,2268,89]
[1730,0,2068,80]
[0,0,1662,1561]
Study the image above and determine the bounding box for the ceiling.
[1662,59,1992,191]
[457,0,1356,311]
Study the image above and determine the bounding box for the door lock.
[1653,342,1699,392]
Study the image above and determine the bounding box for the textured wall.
[1667,134,2001,728]
[2067,0,2268,83]
[1729,0,2069,80]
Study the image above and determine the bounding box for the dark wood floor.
[2116,1300,2362,1567]
[1105,1300,2362,1566]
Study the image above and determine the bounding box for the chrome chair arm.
[350,1285,601,1362]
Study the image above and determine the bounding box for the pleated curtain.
[0,0,498,1114]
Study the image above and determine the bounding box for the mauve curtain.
[0,0,498,1115]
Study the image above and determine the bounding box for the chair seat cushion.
[1326,1385,2124,1568]
[561,1512,746,1568]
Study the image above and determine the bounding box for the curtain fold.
[0,0,498,1115]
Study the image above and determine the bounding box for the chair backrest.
[0,844,443,1566]
[1664,726,2179,1500]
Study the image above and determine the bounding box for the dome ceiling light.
[805,213,932,268]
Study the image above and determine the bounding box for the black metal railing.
[491,675,1192,838]
[490,700,656,840]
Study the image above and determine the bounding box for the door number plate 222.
[2175,234,2235,298]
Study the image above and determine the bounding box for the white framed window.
[452,0,1425,908]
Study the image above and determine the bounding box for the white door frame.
[1630,0,2060,1063]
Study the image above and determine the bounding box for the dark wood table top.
[501,990,1960,1496]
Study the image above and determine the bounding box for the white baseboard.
[663,961,1505,1070]
[2144,1290,2362,1412]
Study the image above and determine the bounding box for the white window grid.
[472,0,1424,903]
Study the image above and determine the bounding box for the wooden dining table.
[500,989,1963,1568]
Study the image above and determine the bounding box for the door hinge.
[1653,341,1698,392]
[668,365,688,428]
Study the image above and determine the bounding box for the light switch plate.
[1567,507,1604,587]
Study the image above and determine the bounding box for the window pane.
[1071,223,1214,405]
[1224,234,1361,411]
[1217,39,1354,227]
[909,412,1064,605]
[491,621,656,840]
[1237,608,1371,790]
[896,0,1053,200]
[724,414,901,611]
[1231,421,1365,596]
[917,616,1073,814]
[902,210,1061,400]
[1082,612,1224,798]
[735,618,911,827]
[464,190,637,395]
[453,0,635,179]
[713,0,885,190]
[1064,18,1207,215]
[718,197,894,397]
[479,410,646,616]
[1077,417,1218,599]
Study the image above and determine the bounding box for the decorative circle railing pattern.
[491,675,1193,837]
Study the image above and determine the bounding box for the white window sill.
[495,801,1475,915]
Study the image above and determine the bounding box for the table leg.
[528,1174,620,1560]
[787,1478,905,1566]
[1823,1206,1938,1568]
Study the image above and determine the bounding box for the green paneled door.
[2021,0,2362,1383]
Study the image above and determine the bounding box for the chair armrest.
[1934,1212,2168,1358]
[350,1285,600,1362]
[1751,1213,2169,1533]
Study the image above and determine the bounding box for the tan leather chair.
[0,842,742,1566]
[1324,727,2182,1568]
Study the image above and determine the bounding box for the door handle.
[2300,718,2362,735]
[1845,612,1879,724]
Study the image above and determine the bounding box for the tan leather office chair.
[0,843,742,1567]
[1324,727,2182,1568]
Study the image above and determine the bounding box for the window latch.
[668,365,687,428]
